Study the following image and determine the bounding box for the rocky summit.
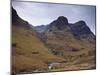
[36,16,95,40]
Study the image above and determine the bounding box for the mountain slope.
[12,7,96,74]
[12,8,66,74]
[35,16,96,71]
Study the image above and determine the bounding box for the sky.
[12,0,96,34]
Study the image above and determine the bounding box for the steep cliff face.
[12,7,19,23]
[70,21,95,41]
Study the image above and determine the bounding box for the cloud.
[12,1,96,34]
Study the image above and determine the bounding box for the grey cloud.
[12,1,96,34]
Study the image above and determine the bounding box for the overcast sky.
[12,1,96,34]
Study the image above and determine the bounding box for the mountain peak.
[75,20,86,26]
[50,16,68,26]
[47,16,69,31]
[56,16,68,25]
[57,16,68,22]
[69,20,94,39]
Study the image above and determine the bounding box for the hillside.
[35,16,96,71]
[12,8,96,74]
[12,8,65,74]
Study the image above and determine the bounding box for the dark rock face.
[12,7,19,23]
[49,16,68,31]
[70,20,92,37]
[35,16,69,33]
[50,16,68,26]
[12,7,32,29]
[70,21,95,41]
[35,16,95,41]
[56,16,68,25]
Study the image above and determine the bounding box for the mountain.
[12,7,96,74]
[12,8,66,74]
[70,21,95,41]
[12,7,19,23]
[35,25,48,33]
[35,16,96,71]
[36,16,95,39]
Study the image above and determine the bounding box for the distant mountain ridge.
[35,16,95,41]
[35,25,48,33]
